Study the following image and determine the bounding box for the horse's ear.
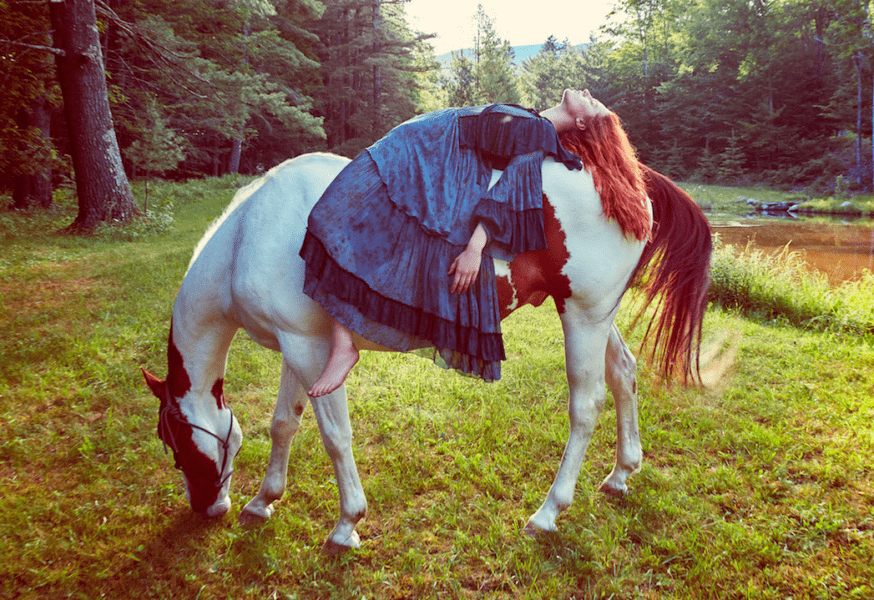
[141,368,166,400]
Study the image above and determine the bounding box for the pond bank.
[709,216,874,284]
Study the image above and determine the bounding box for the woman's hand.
[449,223,488,294]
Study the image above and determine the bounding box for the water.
[708,213,874,284]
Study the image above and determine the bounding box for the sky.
[404,0,617,56]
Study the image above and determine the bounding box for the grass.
[1,177,873,599]
[708,236,874,337]
[679,182,874,217]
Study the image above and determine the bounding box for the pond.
[707,213,874,284]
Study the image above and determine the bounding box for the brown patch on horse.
[166,324,192,400]
[501,196,572,317]
[143,321,222,513]
[211,379,226,410]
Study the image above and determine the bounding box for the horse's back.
[178,153,350,347]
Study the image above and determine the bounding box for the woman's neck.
[539,104,574,134]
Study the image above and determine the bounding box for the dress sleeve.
[471,151,548,261]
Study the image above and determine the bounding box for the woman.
[301,89,647,397]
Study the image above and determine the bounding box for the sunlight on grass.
[1,179,872,599]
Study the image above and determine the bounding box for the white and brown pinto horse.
[142,152,711,553]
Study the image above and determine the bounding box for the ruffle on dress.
[472,151,548,261]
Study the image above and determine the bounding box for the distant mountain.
[434,43,585,71]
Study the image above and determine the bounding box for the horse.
[142,152,711,553]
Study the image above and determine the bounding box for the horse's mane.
[559,113,650,241]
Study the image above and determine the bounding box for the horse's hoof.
[522,519,556,539]
[205,498,231,518]
[598,481,629,499]
[238,505,272,526]
[522,522,543,538]
[322,531,360,556]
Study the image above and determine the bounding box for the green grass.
[679,182,874,217]
[708,236,874,337]
[1,179,873,599]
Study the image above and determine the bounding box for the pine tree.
[717,133,746,183]
[312,0,425,155]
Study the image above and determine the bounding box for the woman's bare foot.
[309,320,359,397]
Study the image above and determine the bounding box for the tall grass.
[1,177,872,599]
[708,236,874,337]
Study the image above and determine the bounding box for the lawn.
[1,177,872,599]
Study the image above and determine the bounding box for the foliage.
[519,36,588,110]
[708,236,874,336]
[123,99,187,178]
[9,0,874,208]
[1,175,873,599]
[0,0,62,189]
[444,3,521,106]
[308,0,430,156]
[103,0,327,175]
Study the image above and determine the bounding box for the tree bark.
[49,0,138,232]
[856,52,863,187]
[228,137,243,174]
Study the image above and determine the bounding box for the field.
[1,178,872,599]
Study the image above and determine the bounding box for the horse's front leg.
[524,310,611,536]
[241,360,309,523]
[599,323,642,497]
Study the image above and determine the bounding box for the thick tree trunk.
[49,0,138,232]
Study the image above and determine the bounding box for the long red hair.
[559,112,650,241]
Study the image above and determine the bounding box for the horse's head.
[142,368,243,517]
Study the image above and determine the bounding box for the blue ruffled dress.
[300,104,582,381]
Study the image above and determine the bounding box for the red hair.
[559,112,650,241]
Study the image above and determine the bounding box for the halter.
[158,389,238,490]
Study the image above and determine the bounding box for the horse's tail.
[630,165,712,384]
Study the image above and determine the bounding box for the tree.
[717,131,746,183]
[471,5,520,104]
[49,0,138,230]
[520,36,587,110]
[0,1,60,209]
[123,98,186,210]
[446,50,477,106]
[311,0,427,155]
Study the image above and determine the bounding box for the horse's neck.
[168,311,236,411]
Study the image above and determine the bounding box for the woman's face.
[563,89,610,120]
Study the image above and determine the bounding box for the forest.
[3,0,874,227]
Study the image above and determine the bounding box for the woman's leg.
[309,318,360,397]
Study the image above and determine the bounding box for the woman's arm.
[448,223,488,294]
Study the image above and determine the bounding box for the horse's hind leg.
[524,312,611,535]
[599,323,642,497]
[241,359,309,522]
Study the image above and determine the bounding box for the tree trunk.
[372,0,382,133]
[228,137,243,174]
[11,99,53,210]
[49,0,138,232]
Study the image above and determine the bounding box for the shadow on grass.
[103,511,224,597]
